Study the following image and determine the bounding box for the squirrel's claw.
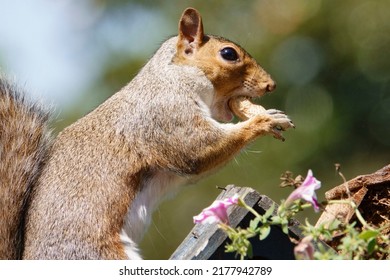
[266,109,295,141]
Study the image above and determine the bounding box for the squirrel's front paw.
[229,97,294,141]
[265,109,295,141]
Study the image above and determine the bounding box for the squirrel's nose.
[266,80,276,92]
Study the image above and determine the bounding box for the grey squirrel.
[0,8,293,259]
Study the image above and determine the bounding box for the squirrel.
[0,8,293,259]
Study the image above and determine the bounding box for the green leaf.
[263,203,276,219]
[271,215,281,224]
[328,219,342,231]
[259,225,271,240]
[367,238,377,255]
[247,243,253,259]
[281,222,289,235]
[358,230,379,241]
[249,217,261,231]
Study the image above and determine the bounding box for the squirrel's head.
[173,8,276,122]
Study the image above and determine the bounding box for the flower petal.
[193,194,240,225]
[285,170,321,212]
[294,236,315,260]
[301,170,321,190]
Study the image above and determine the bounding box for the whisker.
[151,210,168,242]
[244,149,263,154]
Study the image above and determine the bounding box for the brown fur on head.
[173,7,276,122]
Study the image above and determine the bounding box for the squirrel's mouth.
[212,85,270,123]
[212,95,256,123]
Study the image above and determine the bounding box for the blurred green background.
[1,0,389,259]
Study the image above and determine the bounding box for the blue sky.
[0,0,96,108]
[0,0,169,110]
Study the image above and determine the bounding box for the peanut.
[228,96,267,120]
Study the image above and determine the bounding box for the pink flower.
[193,194,239,225]
[285,170,321,212]
[294,236,315,260]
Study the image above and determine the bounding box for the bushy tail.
[0,76,52,259]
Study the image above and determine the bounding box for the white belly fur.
[120,171,186,259]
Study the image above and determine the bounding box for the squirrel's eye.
[220,47,239,61]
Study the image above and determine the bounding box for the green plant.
[193,169,389,260]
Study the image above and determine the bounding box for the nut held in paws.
[228,96,267,120]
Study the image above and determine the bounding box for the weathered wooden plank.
[325,164,390,200]
[169,185,260,260]
[316,186,368,227]
[317,164,390,227]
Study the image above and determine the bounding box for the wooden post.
[316,164,390,227]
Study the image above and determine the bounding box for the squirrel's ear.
[177,8,204,54]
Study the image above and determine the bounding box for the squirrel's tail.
[0,76,52,259]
